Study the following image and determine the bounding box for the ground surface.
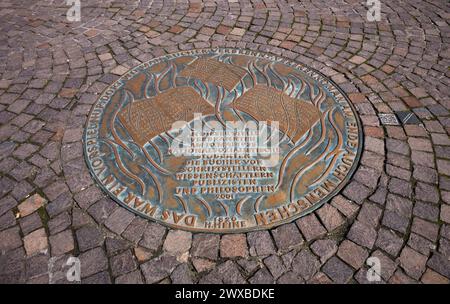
[0,0,449,284]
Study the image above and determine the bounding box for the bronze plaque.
[83,48,362,233]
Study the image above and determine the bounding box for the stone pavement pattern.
[0,0,449,284]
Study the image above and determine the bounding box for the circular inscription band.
[84,48,363,233]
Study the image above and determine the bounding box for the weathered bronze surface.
[83,48,363,233]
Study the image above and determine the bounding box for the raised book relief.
[83,48,362,232]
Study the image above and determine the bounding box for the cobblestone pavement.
[0,0,449,284]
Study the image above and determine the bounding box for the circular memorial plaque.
[84,48,362,233]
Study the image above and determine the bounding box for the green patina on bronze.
[83,48,363,233]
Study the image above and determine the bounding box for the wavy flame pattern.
[95,51,356,226]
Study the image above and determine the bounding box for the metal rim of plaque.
[83,48,363,233]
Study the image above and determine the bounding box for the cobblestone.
[347,221,377,249]
[247,231,276,257]
[291,250,320,281]
[296,214,326,241]
[399,247,428,280]
[376,228,404,257]
[17,194,47,217]
[191,234,220,260]
[110,250,137,278]
[322,257,354,284]
[49,230,74,256]
[271,223,304,251]
[220,234,248,258]
[79,247,109,279]
[337,240,369,270]
[311,239,337,263]
[115,270,144,284]
[141,254,179,284]
[139,222,166,252]
[0,227,22,252]
[23,228,48,256]
[163,230,192,258]
[170,264,194,284]
[76,225,104,252]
